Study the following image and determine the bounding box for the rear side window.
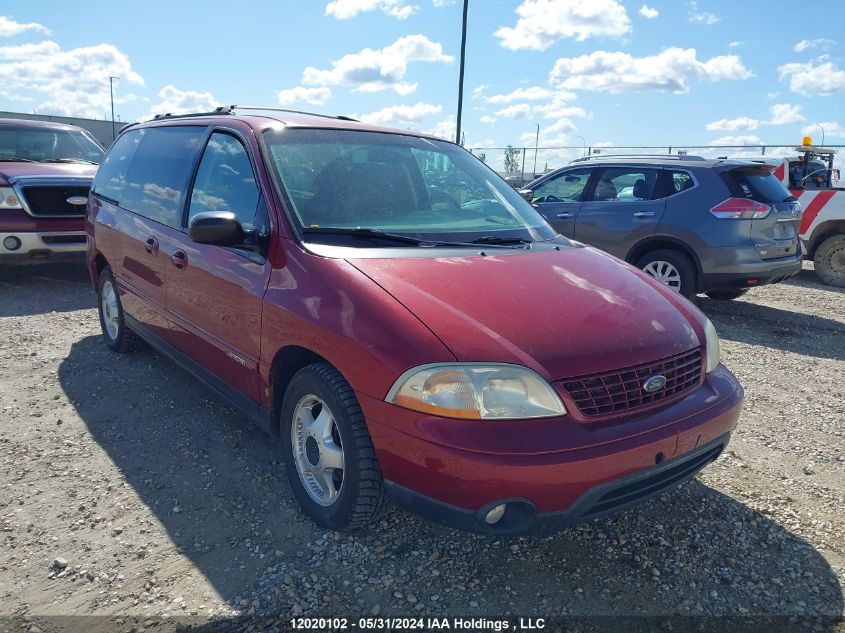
[188,132,260,229]
[120,126,206,227]
[91,130,142,204]
[721,167,795,203]
[589,167,660,202]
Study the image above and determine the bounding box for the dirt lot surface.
[0,260,843,633]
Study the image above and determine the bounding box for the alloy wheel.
[291,395,345,506]
[642,260,682,292]
[101,280,120,340]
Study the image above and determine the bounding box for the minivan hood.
[347,247,704,380]
[0,162,97,185]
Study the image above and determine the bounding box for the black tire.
[97,267,141,353]
[813,234,845,288]
[279,362,389,530]
[705,288,749,301]
[635,249,698,299]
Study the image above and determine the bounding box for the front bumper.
[361,365,743,535]
[0,230,87,261]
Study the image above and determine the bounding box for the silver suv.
[521,155,803,299]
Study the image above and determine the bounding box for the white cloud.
[495,103,532,119]
[357,102,442,125]
[766,91,780,100]
[485,86,561,104]
[710,135,762,145]
[479,115,497,124]
[549,47,752,93]
[638,4,659,19]
[802,121,845,139]
[148,85,217,118]
[767,103,804,125]
[302,35,453,95]
[494,0,631,51]
[0,15,50,37]
[534,102,588,121]
[794,38,836,53]
[325,0,418,20]
[706,117,759,132]
[432,0,457,5]
[688,1,720,24]
[0,40,143,118]
[728,41,742,48]
[778,58,845,96]
[277,86,331,106]
[422,115,456,141]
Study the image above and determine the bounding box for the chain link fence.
[468,144,845,187]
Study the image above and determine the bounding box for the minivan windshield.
[262,128,558,245]
[0,125,105,164]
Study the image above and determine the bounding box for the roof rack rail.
[220,105,358,122]
[152,107,234,120]
[571,153,706,163]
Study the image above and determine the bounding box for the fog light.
[484,504,507,525]
[3,236,21,251]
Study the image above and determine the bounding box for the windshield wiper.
[302,227,529,249]
[469,236,533,246]
[0,157,36,162]
[41,158,99,165]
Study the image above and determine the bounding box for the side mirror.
[518,188,534,202]
[188,211,245,247]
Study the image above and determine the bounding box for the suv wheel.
[813,234,845,287]
[636,250,697,299]
[705,288,749,301]
[280,362,389,530]
[97,267,141,353]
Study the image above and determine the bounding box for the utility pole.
[533,124,540,176]
[109,76,120,141]
[455,0,468,144]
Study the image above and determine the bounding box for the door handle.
[144,237,159,255]
[556,212,575,219]
[633,211,656,218]
[170,250,188,270]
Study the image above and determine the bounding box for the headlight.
[0,187,21,209]
[386,363,566,420]
[704,318,721,373]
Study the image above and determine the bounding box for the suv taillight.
[710,197,771,219]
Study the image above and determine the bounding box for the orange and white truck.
[732,137,844,287]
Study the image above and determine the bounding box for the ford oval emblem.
[642,374,667,393]
[66,196,88,206]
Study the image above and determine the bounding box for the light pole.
[533,124,540,176]
[815,123,825,146]
[455,0,468,144]
[109,76,120,141]
[574,133,586,157]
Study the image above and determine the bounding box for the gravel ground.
[0,260,843,633]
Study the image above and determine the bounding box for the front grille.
[20,185,90,217]
[580,442,724,520]
[560,349,703,420]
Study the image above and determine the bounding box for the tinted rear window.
[120,126,206,227]
[721,167,795,203]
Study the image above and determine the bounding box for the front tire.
[636,249,697,299]
[97,267,141,353]
[280,362,389,530]
[813,234,845,287]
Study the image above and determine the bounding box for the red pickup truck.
[0,118,104,262]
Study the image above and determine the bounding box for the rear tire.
[813,234,845,287]
[635,249,697,299]
[97,267,141,353]
[279,362,389,531]
[705,288,749,301]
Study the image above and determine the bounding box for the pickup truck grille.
[20,185,91,217]
[559,349,704,421]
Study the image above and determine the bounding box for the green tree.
[477,152,487,164]
[503,145,520,173]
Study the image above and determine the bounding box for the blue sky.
[1,0,844,168]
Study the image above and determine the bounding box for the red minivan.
[87,107,743,535]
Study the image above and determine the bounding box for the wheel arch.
[806,220,845,258]
[625,236,703,277]
[89,251,109,285]
[268,345,333,435]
